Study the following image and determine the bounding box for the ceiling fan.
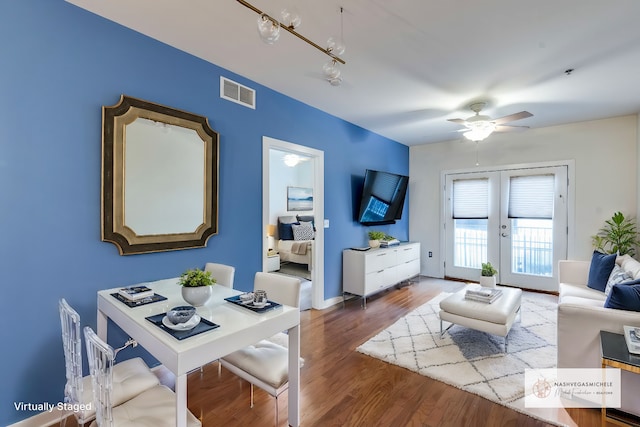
[448,102,533,141]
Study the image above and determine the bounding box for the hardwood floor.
[59,276,603,426]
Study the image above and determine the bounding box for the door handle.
[501,232,509,237]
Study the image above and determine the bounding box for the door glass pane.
[454,218,487,268]
[510,218,553,276]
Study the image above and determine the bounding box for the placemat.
[145,313,219,340]
[224,295,282,313]
[110,292,167,307]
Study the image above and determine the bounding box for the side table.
[267,253,280,272]
[600,331,640,426]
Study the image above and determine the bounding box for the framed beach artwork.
[287,186,313,211]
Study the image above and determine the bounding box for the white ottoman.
[439,286,522,351]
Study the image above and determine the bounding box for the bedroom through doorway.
[262,137,325,310]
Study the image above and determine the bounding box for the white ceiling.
[66,0,640,146]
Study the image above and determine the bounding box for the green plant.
[481,262,498,277]
[382,234,395,241]
[592,211,639,257]
[178,268,216,287]
[368,230,386,241]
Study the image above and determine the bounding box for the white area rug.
[357,285,575,426]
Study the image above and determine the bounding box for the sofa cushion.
[587,251,616,292]
[559,282,607,302]
[604,283,640,311]
[561,295,609,308]
[619,254,640,279]
[605,265,633,297]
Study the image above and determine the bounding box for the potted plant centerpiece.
[368,230,386,248]
[480,262,498,288]
[179,268,216,306]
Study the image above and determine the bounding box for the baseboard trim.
[320,296,344,309]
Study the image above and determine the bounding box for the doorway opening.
[262,137,325,309]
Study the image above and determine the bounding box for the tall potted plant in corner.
[480,262,498,288]
[592,211,639,257]
[179,268,216,306]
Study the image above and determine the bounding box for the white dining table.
[97,278,300,427]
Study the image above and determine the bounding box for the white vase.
[479,276,497,288]
[369,240,380,248]
[181,286,213,307]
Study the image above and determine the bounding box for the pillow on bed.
[278,216,299,240]
[292,221,315,240]
[296,215,315,229]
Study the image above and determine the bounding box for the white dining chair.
[220,272,302,425]
[58,298,159,426]
[204,262,236,288]
[83,326,202,427]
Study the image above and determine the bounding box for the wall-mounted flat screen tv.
[357,169,409,225]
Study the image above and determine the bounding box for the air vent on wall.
[220,76,256,109]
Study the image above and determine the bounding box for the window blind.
[452,178,488,219]
[508,174,554,219]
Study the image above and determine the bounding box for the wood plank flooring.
[59,276,603,426]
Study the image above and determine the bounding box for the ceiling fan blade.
[495,124,529,132]
[492,111,533,125]
[447,118,467,124]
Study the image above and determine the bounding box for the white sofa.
[558,256,640,416]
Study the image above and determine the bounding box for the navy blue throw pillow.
[587,251,617,292]
[277,221,298,240]
[604,283,640,311]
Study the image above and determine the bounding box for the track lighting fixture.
[236,0,346,85]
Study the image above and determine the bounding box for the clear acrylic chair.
[83,326,201,427]
[58,298,159,426]
[220,272,302,425]
[204,262,236,288]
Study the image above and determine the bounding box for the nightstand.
[267,253,280,272]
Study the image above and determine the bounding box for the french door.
[444,166,568,291]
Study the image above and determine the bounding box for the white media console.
[342,242,421,308]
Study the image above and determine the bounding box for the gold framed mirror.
[102,95,218,255]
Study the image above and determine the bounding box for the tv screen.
[357,169,409,225]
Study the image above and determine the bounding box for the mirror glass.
[102,95,218,255]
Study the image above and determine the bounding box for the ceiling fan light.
[257,14,280,44]
[283,154,301,167]
[463,122,496,141]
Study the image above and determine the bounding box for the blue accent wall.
[0,1,408,424]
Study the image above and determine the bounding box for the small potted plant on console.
[368,230,386,248]
[179,268,216,306]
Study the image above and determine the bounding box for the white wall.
[409,115,638,278]
[268,149,314,225]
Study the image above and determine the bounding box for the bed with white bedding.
[276,215,315,271]
[277,239,313,271]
